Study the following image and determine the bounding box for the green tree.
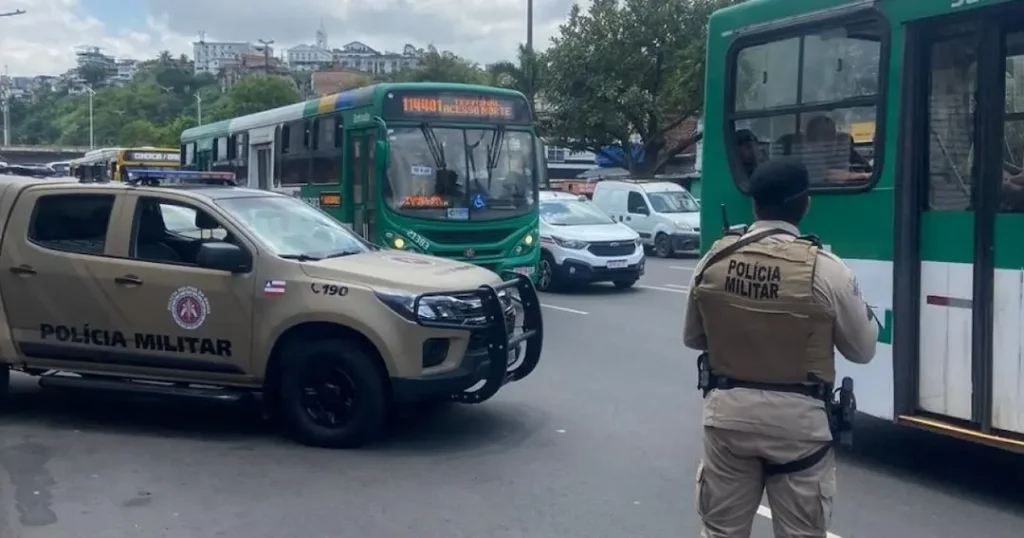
[486,44,544,106]
[213,74,303,119]
[390,46,487,84]
[542,0,731,176]
[117,119,163,146]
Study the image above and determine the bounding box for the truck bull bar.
[412,273,543,404]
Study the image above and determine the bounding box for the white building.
[332,42,422,76]
[287,22,333,70]
[112,59,138,85]
[193,41,271,75]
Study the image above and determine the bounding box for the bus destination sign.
[126,151,179,162]
[383,90,530,123]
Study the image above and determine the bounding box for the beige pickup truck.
[0,172,543,448]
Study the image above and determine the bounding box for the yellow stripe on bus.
[317,95,335,114]
[898,415,1024,448]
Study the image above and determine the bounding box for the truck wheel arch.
[263,321,391,399]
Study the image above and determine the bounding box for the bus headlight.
[524,234,534,246]
[392,237,406,249]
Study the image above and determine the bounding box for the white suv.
[537,190,645,291]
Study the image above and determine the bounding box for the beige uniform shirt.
[684,220,878,441]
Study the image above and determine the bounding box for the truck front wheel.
[278,339,388,448]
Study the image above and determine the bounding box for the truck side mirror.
[197,242,252,273]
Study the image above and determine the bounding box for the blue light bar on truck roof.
[122,168,237,187]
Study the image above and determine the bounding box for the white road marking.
[669,265,694,271]
[638,284,690,293]
[665,284,690,290]
[541,304,589,315]
[756,505,843,538]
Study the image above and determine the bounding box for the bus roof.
[181,82,530,143]
[709,0,1018,33]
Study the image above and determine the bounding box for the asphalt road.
[1,257,1022,537]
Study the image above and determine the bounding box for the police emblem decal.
[464,248,476,258]
[168,286,210,330]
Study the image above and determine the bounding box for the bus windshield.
[385,126,537,221]
[216,196,373,260]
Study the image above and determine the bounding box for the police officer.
[683,157,878,537]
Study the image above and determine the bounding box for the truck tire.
[0,365,9,410]
[278,338,388,448]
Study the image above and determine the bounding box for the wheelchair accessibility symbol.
[471,193,487,209]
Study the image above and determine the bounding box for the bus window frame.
[723,10,891,196]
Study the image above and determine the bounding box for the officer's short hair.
[749,157,809,222]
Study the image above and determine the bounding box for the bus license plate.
[607,259,628,269]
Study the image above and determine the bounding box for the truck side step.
[38,374,253,404]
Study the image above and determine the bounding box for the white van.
[537,190,644,291]
[591,180,700,257]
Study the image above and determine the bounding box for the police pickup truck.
[0,170,543,448]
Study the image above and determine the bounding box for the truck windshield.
[647,191,699,213]
[385,126,537,221]
[216,196,373,260]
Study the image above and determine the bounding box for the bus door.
[902,8,1024,440]
[347,131,373,240]
[246,126,275,191]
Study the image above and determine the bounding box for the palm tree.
[486,44,542,107]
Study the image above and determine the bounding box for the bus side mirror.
[375,140,389,171]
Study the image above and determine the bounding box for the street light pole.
[195,91,203,125]
[258,39,274,74]
[85,85,95,149]
[526,0,535,111]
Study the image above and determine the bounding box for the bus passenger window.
[729,21,882,190]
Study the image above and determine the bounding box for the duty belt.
[697,353,855,476]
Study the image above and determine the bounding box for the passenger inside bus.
[736,129,767,176]
[772,115,873,183]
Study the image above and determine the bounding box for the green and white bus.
[704,0,1024,452]
[179,82,541,276]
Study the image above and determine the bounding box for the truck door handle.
[115,275,143,285]
[625,216,631,221]
[9,265,35,275]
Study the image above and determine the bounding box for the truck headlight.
[375,289,511,325]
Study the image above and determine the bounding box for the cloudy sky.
[0,0,577,76]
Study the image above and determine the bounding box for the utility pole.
[526,0,533,53]
[0,10,26,146]
[258,39,274,74]
[2,65,9,146]
[526,0,535,111]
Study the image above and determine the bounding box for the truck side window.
[130,198,231,265]
[627,191,649,214]
[27,194,115,255]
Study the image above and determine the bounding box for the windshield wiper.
[485,127,506,191]
[321,250,362,259]
[279,254,323,261]
[420,123,447,171]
